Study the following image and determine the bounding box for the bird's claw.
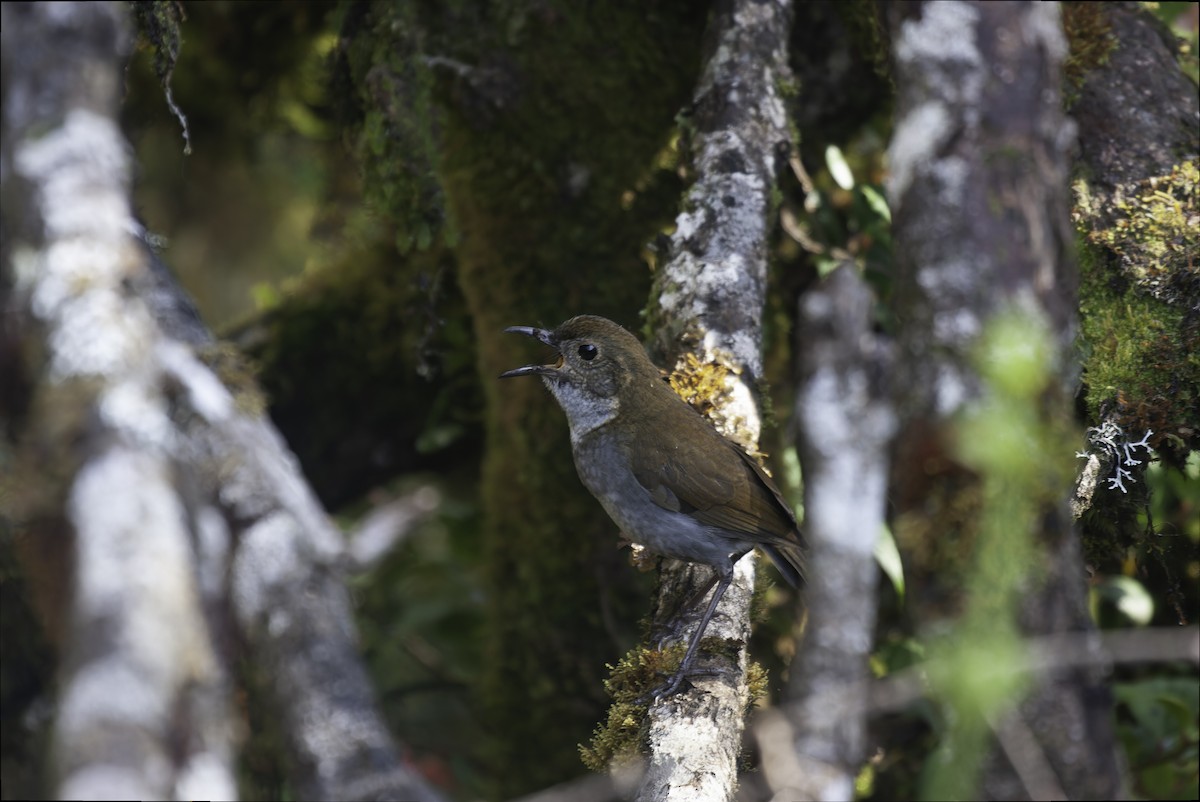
[636,665,721,705]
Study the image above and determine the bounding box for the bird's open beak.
[499,325,560,379]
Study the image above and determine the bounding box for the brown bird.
[501,315,804,697]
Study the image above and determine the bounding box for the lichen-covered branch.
[2,4,234,797]
[784,265,895,800]
[1,4,441,800]
[637,0,795,799]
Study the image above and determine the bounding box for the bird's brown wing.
[629,424,797,541]
[626,402,805,585]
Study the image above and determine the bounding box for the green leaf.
[825,144,855,191]
[875,523,905,602]
[1094,576,1155,625]
[859,184,892,223]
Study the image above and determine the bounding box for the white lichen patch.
[60,446,216,736]
[13,109,132,240]
[715,371,762,446]
[894,1,983,70]
[673,207,705,244]
[932,154,970,207]
[158,341,234,422]
[661,250,757,324]
[932,307,983,346]
[12,106,155,389]
[888,2,993,206]
[934,364,972,417]
[761,66,788,131]
[1025,2,1068,61]
[1076,421,1154,494]
[99,379,173,451]
[231,512,305,627]
[704,328,760,381]
[887,101,953,205]
[915,259,986,350]
[56,656,171,733]
[45,284,148,380]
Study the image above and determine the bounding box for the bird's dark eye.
[578,343,598,361]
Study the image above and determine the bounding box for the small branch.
[637,0,795,799]
[346,484,442,573]
[788,264,895,801]
[987,709,1068,802]
[752,626,1196,796]
[804,627,1200,720]
[508,771,627,802]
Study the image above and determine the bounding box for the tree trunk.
[884,2,1125,798]
[636,1,796,799]
[2,4,442,799]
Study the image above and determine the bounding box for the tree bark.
[775,265,894,801]
[1066,1,1199,520]
[884,2,1125,798]
[637,1,795,800]
[2,5,234,797]
[2,4,441,800]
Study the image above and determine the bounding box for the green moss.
[130,1,191,152]
[1073,162,1200,460]
[579,642,768,772]
[1077,264,1194,445]
[578,644,683,771]
[331,4,449,254]
[668,352,733,416]
[840,0,890,83]
[131,1,183,83]
[775,75,801,101]
[744,659,769,708]
[1062,2,1118,106]
[1084,161,1199,298]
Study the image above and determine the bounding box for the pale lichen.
[1076,420,1155,495]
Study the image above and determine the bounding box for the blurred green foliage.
[350,479,488,796]
[124,1,341,327]
[919,311,1064,799]
[1115,675,1200,799]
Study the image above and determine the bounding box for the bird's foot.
[651,616,692,648]
[637,665,721,704]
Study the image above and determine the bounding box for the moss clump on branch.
[668,352,734,418]
[1081,161,1199,301]
[580,641,767,772]
[1062,1,1118,105]
[1072,162,1199,461]
[579,644,681,771]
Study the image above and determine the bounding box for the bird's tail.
[759,542,805,588]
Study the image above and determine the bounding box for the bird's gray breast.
[571,428,745,571]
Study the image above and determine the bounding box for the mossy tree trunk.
[357,3,710,794]
[884,2,1124,798]
[1065,2,1199,573]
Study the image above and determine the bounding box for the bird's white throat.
[543,378,620,445]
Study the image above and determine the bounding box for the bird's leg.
[653,567,720,646]
[649,568,733,700]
